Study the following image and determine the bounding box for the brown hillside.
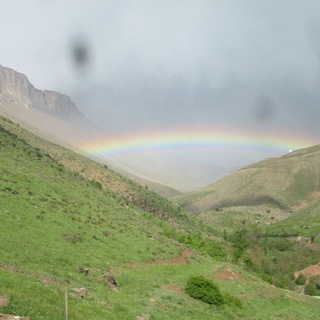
[176,145,320,216]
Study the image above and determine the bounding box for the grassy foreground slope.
[1,118,320,319]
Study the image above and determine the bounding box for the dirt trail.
[142,248,192,266]
[125,248,193,268]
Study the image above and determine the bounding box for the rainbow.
[82,129,318,157]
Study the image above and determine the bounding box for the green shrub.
[230,229,249,261]
[223,292,243,309]
[205,239,227,260]
[178,234,226,260]
[185,276,225,306]
[305,282,319,296]
[294,273,306,285]
[305,275,320,296]
[270,238,293,252]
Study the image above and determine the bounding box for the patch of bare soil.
[162,284,188,297]
[214,268,242,281]
[294,262,320,279]
[125,262,139,268]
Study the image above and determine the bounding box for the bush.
[305,282,319,296]
[224,292,243,309]
[205,239,227,260]
[295,273,306,285]
[178,234,227,260]
[305,275,320,296]
[270,238,293,252]
[185,276,225,306]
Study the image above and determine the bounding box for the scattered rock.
[106,275,118,289]
[79,267,89,276]
[96,274,119,291]
[106,275,118,287]
[72,287,87,299]
[0,296,9,307]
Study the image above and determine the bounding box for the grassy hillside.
[0,116,193,231]
[263,198,320,238]
[176,146,320,218]
[175,144,320,300]
[1,117,320,319]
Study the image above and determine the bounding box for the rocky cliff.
[0,65,79,117]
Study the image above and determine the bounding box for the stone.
[72,287,87,299]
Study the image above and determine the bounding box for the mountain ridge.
[0,65,79,116]
[176,144,320,218]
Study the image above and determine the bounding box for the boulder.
[72,287,87,299]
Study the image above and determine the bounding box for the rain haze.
[1,0,320,190]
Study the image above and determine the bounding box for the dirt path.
[142,248,193,266]
[125,248,193,268]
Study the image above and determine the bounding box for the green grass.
[1,117,320,319]
[263,200,320,237]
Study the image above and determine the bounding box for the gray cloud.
[1,0,320,171]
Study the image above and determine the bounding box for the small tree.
[185,276,224,306]
[305,275,320,296]
[294,273,306,285]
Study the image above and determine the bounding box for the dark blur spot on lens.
[73,43,88,66]
[71,36,90,72]
[254,96,275,122]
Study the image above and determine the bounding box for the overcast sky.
[1,0,320,170]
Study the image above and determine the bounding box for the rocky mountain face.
[0,65,79,117]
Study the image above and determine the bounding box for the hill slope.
[0,116,190,230]
[176,145,320,218]
[1,116,319,319]
[0,65,234,193]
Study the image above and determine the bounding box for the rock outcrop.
[0,65,79,117]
